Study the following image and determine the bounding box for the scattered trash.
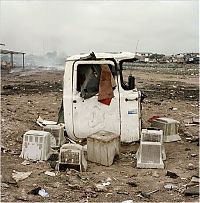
[151,117,181,142]
[184,186,199,196]
[21,160,30,165]
[20,130,52,161]
[137,129,165,169]
[58,143,87,172]
[191,176,200,183]
[28,187,41,195]
[117,191,129,195]
[94,184,107,192]
[187,163,197,170]
[126,180,138,187]
[121,200,134,203]
[1,183,9,188]
[139,189,159,198]
[147,115,160,123]
[38,189,49,197]
[102,182,111,186]
[44,171,56,177]
[12,170,32,182]
[166,171,179,179]
[164,183,178,190]
[181,177,187,181]
[28,187,49,197]
[36,116,57,127]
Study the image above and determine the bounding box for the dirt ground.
[1,63,199,202]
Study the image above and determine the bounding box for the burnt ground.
[1,63,199,202]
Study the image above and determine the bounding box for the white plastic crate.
[20,130,51,161]
[151,117,181,142]
[58,143,87,172]
[43,124,65,148]
[87,130,120,166]
[137,129,165,169]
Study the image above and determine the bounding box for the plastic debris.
[28,187,41,195]
[38,189,49,197]
[191,153,198,157]
[140,189,159,198]
[102,182,111,186]
[12,170,32,182]
[21,160,30,165]
[191,176,199,183]
[37,116,57,127]
[166,171,179,179]
[184,186,199,196]
[28,187,49,197]
[44,171,56,176]
[164,183,178,190]
[121,200,134,203]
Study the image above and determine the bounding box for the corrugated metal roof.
[0,49,25,54]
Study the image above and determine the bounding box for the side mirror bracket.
[128,75,135,90]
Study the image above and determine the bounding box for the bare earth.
[1,63,199,202]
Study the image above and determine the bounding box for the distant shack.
[0,49,25,70]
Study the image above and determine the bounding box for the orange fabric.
[98,65,114,105]
[99,98,112,105]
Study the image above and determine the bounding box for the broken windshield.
[76,63,116,100]
[120,59,137,90]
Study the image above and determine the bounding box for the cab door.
[72,60,120,139]
[118,59,141,143]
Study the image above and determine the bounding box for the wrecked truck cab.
[63,52,142,143]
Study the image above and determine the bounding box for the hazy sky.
[0,1,199,55]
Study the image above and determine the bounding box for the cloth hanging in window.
[98,64,114,105]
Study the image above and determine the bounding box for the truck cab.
[63,52,141,143]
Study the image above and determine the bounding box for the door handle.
[73,100,77,103]
[125,98,138,102]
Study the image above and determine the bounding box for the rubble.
[44,171,56,176]
[166,171,179,179]
[1,61,199,202]
[184,186,199,196]
[164,183,178,190]
[12,171,32,182]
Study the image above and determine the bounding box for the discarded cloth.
[98,64,115,105]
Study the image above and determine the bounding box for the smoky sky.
[0,1,199,55]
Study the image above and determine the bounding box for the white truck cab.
[63,52,142,143]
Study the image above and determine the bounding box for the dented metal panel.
[72,60,120,140]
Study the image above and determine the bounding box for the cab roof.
[66,52,136,61]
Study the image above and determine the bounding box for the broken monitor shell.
[20,130,51,161]
[58,143,87,172]
[43,124,66,148]
[137,128,165,169]
[150,117,181,142]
